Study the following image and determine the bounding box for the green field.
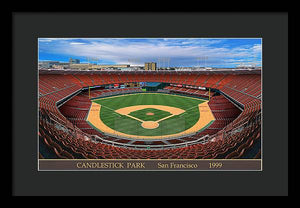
[129,108,172,121]
[92,93,206,137]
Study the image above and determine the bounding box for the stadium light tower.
[196,57,204,69]
[158,57,170,69]
[196,57,200,68]
[196,56,209,68]
[166,57,170,68]
[129,58,142,67]
[87,57,99,65]
[158,57,163,69]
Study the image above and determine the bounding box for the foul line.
[99,104,122,117]
[179,105,201,117]
[86,101,215,140]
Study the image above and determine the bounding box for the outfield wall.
[90,91,209,101]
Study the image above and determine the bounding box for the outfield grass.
[92,93,206,136]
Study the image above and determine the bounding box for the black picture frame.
[11,11,292,196]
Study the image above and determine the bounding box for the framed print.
[12,12,290,196]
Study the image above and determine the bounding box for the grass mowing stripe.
[93,93,205,136]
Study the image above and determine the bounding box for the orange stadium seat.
[38,71,261,159]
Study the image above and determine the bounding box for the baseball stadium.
[38,69,262,159]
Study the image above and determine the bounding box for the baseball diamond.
[86,93,215,139]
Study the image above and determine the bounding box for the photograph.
[38,38,262,171]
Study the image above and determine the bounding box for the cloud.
[39,39,53,42]
[69,42,86,45]
[38,38,262,67]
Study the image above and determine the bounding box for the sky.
[38,38,262,68]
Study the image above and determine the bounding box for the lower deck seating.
[39,108,260,159]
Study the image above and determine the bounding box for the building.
[94,64,130,68]
[69,58,80,64]
[145,62,157,71]
[70,63,94,70]
[69,64,130,70]
[89,64,130,70]
[38,61,60,68]
[52,62,70,69]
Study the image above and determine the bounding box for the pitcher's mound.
[146,112,154,116]
[141,121,159,129]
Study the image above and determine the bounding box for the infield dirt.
[86,102,215,140]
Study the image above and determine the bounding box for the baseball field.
[86,93,215,139]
